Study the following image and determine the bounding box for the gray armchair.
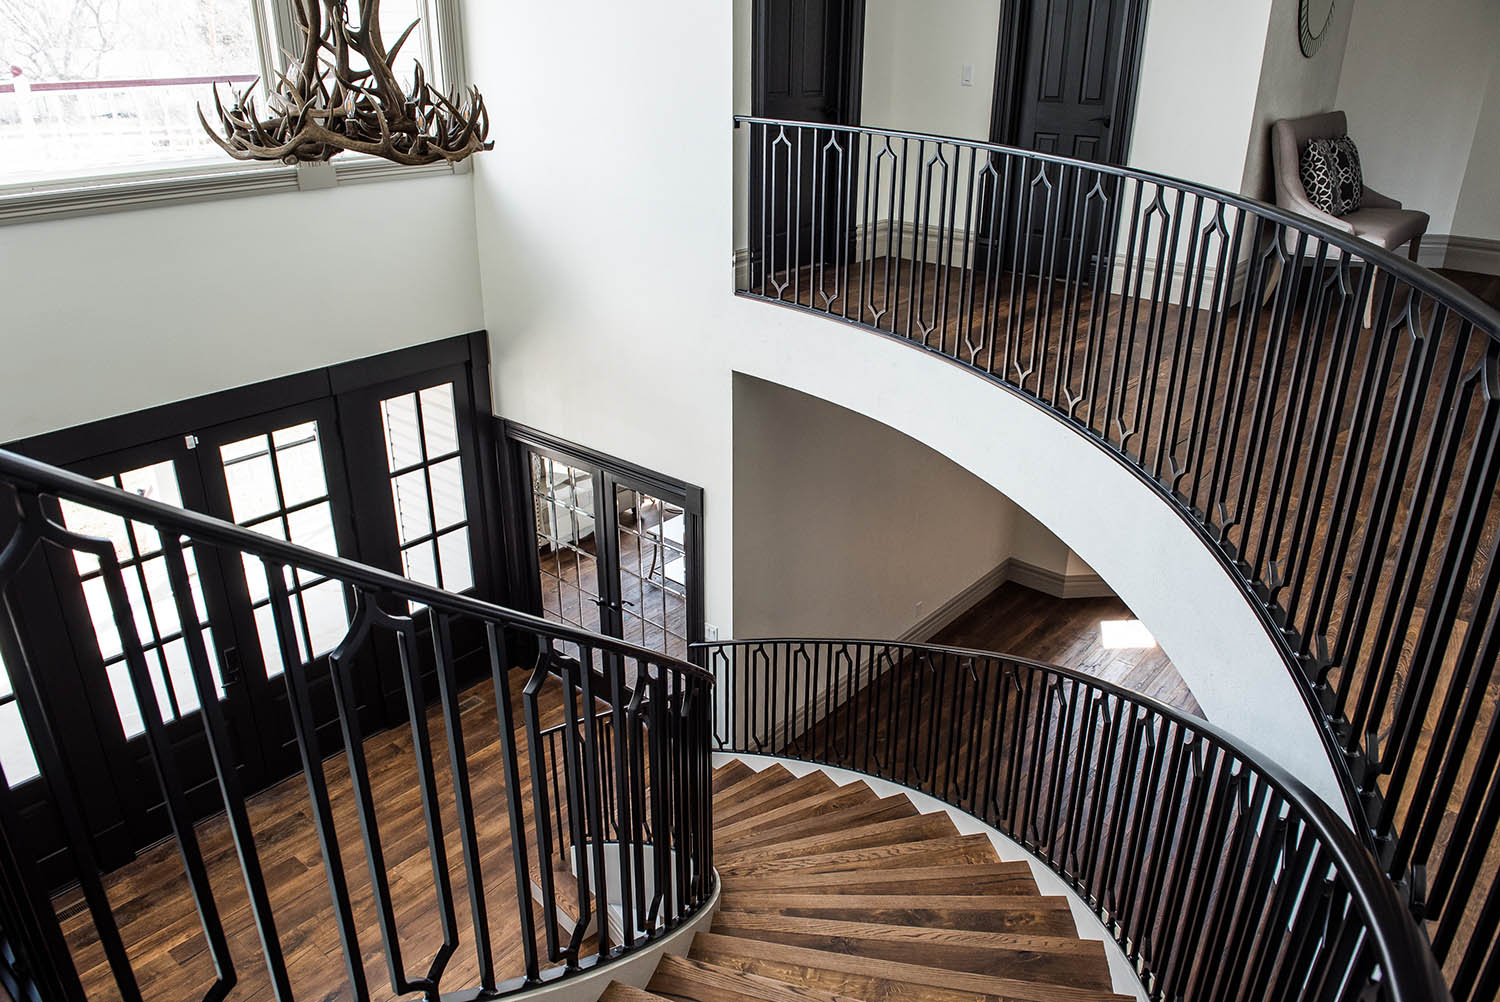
[1271,110,1429,261]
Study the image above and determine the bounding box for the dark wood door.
[985,0,1140,278]
[752,0,864,281]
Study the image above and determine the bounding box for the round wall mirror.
[1299,0,1335,57]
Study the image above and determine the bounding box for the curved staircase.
[603,760,1131,1002]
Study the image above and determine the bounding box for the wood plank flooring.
[929,582,1199,716]
[54,670,585,1002]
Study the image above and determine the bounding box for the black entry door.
[191,400,376,783]
[752,0,864,281]
[985,0,1141,277]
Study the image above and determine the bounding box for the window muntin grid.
[57,460,224,739]
[529,453,602,636]
[220,422,349,677]
[379,383,474,610]
[614,485,689,660]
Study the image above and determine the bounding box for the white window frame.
[0,0,472,225]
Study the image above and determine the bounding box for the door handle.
[221,646,242,686]
[1090,115,1113,128]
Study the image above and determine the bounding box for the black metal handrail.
[735,116,1500,999]
[0,448,715,1002]
[701,637,1450,1002]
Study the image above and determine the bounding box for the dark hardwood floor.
[1439,267,1500,312]
[55,671,583,1002]
[930,582,1200,716]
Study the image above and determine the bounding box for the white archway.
[727,299,1346,816]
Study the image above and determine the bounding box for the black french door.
[0,334,504,885]
[504,425,705,666]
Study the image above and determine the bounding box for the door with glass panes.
[513,430,704,664]
[0,354,492,882]
[34,402,362,861]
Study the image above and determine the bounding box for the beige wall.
[1336,0,1499,238]
[732,375,1078,640]
[1241,0,1355,202]
[860,0,1002,141]
[1454,57,1500,243]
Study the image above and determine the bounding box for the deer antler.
[199,0,491,166]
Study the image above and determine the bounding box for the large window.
[0,0,461,199]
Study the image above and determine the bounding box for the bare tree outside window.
[0,0,264,184]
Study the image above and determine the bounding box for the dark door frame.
[988,0,1151,165]
[749,0,865,123]
[499,421,706,661]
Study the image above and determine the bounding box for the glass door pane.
[56,460,226,737]
[613,484,690,661]
[217,420,350,677]
[529,451,604,636]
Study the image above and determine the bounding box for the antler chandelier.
[199,0,491,166]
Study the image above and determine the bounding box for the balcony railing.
[701,637,1450,1002]
[0,449,715,1002]
[734,115,1500,1000]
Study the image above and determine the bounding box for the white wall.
[860,0,1002,141]
[1126,0,1274,193]
[1454,56,1500,243]
[734,375,1086,640]
[1241,0,1354,202]
[1336,0,1499,238]
[0,175,484,441]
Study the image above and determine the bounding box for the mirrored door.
[508,426,704,666]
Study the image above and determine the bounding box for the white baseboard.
[1417,234,1500,276]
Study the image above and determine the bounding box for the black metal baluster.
[266,566,370,1001]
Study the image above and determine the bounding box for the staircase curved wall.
[726,296,1348,814]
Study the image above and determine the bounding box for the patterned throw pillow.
[1299,135,1364,217]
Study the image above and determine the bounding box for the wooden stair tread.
[691,932,1131,1002]
[715,784,884,840]
[716,893,1077,936]
[601,983,676,1002]
[714,764,800,805]
[718,835,1000,877]
[719,862,1040,896]
[710,913,1109,992]
[647,953,862,1002]
[715,771,838,826]
[716,816,968,867]
[713,761,756,793]
[717,797,918,852]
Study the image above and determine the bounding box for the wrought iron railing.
[0,448,715,1002]
[735,116,1500,1000]
[701,638,1450,1002]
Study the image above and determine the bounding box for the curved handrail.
[699,637,1450,1002]
[0,446,715,1002]
[734,116,1500,999]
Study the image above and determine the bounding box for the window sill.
[0,156,463,227]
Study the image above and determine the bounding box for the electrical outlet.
[915,601,925,621]
[705,623,720,642]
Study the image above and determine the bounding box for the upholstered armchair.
[1270,110,1429,261]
